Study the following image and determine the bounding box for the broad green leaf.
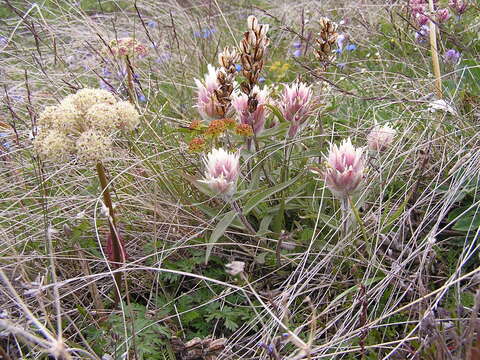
[205,210,237,264]
[452,209,480,232]
[243,173,302,215]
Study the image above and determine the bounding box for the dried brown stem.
[95,161,123,305]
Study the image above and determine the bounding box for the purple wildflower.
[444,49,460,64]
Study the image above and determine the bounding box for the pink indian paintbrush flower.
[194,64,223,120]
[449,0,468,15]
[323,138,365,198]
[436,8,451,23]
[279,82,313,137]
[367,123,396,152]
[200,148,240,196]
[231,86,270,135]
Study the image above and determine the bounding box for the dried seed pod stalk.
[315,17,339,70]
[239,15,270,110]
[214,47,239,117]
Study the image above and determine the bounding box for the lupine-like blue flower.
[346,44,357,51]
[235,64,242,72]
[147,20,157,28]
[138,93,147,103]
[155,52,172,63]
[258,76,266,83]
[194,27,216,39]
[444,49,460,64]
[0,132,12,150]
[336,34,346,53]
[293,48,302,57]
[415,25,429,43]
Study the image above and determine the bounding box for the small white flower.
[367,123,396,152]
[225,261,245,276]
[428,99,457,115]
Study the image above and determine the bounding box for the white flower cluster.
[34,88,140,162]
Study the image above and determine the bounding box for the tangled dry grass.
[1,0,480,359]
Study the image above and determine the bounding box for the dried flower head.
[34,88,140,163]
[76,129,113,163]
[86,103,119,131]
[115,101,140,131]
[34,129,74,161]
[108,37,148,58]
[316,17,339,70]
[367,123,396,152]
[218,47,239,74]
[70,88,116,114]
[323,138,365,198]
[200,148,240,196]
[37,106,59,128]
[279,82,314,137]
[240,16,270,95]
[232,86,270,135]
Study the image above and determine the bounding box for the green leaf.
[205,210,237,264]
[224,317,239,331]
[256,122,289,139]
[243,173,303,215]
[257,215,273,236]
[452,208,480,232]
[265,104,286,122]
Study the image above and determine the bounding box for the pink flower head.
[449,0,468,15]
[367,123,396,152]
[201,148,240,196]
[416,13,430,26]
[232,86,270,135]
[279,82,313,137]
[324,138,365,198]
[194,64,222,120]
[436,8,451,23]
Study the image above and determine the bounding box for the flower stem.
[340,197,349,239]
[231,200,256,235]
[96,161,123,305]
[428,0,442,100]
[125,56,137,105]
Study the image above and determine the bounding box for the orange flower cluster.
[188,137,206,153]
[235,123,253,137]
[186,118,252,154]
[205,119,227,137]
